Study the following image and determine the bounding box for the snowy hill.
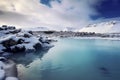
[79,20,120,33]
[25,27,49,31]
[63,27,77,32]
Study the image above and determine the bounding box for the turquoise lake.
[16,38,120,80]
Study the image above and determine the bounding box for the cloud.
[0,0,104,29]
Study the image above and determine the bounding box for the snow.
[79,20,120,33]
[24,27,49,31]
[0,61,5,80]
[42,43,54,49]
[0,26,54,80]
[5,77,19,80]
[23,36,41,51]
[17,31,32,37]
[0,25,53,54]
[0,69,5,80]
[0,45,5,53]
[0,35,17,43]
[9,36,41,52]
[63,27,77,32]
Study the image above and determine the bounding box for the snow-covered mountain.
[25,26,78,32]
[25,27,49,31]
[63,27,77,32]
[79,20,120,33]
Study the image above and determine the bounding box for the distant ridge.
[79,18,120,33]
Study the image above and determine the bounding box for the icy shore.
[69,37,120,41]
[0,25,56,80]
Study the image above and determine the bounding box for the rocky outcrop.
[0,25,54,55]
[11,45,26,53]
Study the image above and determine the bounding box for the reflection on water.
[12,48,50,66]
[14,38,120,80]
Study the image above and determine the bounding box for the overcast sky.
[0,0,120,29]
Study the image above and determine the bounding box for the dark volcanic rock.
[1,39,18,48]
[0,27,4,30]
[39,37,43,42]
[23,33,31,38]
[0,25,53,55]
[0,52,11,58]
[33,43,42,50]
[28,31,33,35]
[11,45,26,53]
[7,26,16,30]
[9,29,21,34]
[17,39,24,44]
[2,47,11,52]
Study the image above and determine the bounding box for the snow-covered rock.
[0,45,5,53]
[0,25,55,79]
[0,25,54,55]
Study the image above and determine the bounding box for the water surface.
[17,38,120,80]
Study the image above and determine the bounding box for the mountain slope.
[25,27,49,31]
[79,20,120,33]
[63,27,77,32]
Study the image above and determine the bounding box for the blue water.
[17,38,120,80]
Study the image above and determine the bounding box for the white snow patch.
[0,61,5,80]
[0,45,5,53]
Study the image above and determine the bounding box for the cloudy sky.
[0,0,120,29]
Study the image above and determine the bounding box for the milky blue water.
[17,38,120,80]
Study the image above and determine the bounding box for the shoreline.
[68,37,120,41]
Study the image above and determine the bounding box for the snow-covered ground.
[24,27,50,31]
[79,20,120,33]
[63,27,78,32]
